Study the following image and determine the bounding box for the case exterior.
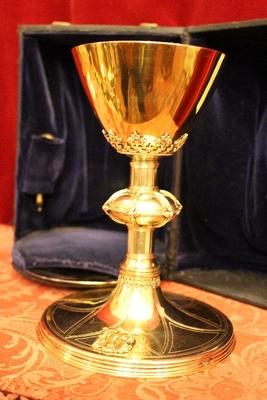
[13,20,267,307]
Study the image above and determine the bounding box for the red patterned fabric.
[0,225,267,399]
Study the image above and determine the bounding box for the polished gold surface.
[38,41,234,377]
[36,193,44,213]
[39,132,57,141]
[72,41,225,155]
[38,287,235,378]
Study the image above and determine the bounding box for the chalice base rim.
[37,286,235,378]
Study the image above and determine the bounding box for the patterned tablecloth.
[0,224,267,400]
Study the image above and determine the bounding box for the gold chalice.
[38,41,235,378]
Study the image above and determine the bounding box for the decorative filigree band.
[102,130,188,155]
[118,274,160,288]
[92,328,137,355]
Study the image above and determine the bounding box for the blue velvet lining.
[17,36,131,233]
[22,135,65,194]
[177,50,267,270]
[13,227,126,276]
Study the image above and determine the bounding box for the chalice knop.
[38,41,235,378]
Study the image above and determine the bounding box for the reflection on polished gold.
[72,41,225,155]
[38,41,235,378]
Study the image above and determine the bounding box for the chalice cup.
[38,41,235,378]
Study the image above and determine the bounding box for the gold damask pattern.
[102,130,188,155]
[1,225,267,399]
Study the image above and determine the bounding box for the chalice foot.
[38,285,234,377]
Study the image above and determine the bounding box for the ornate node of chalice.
[38,41,235,378]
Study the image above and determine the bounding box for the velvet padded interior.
[13,26,178,280]
[177,26,267,271]
[13,23,267,291]
[13,227,127,277]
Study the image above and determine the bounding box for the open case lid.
[13,20,267,308]
[172,19,267,308]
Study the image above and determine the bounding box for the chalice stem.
[104,155,180,290]
[122,156,159,281]
[97,154,185,334]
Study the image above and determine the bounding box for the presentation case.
[13,20,267,307]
